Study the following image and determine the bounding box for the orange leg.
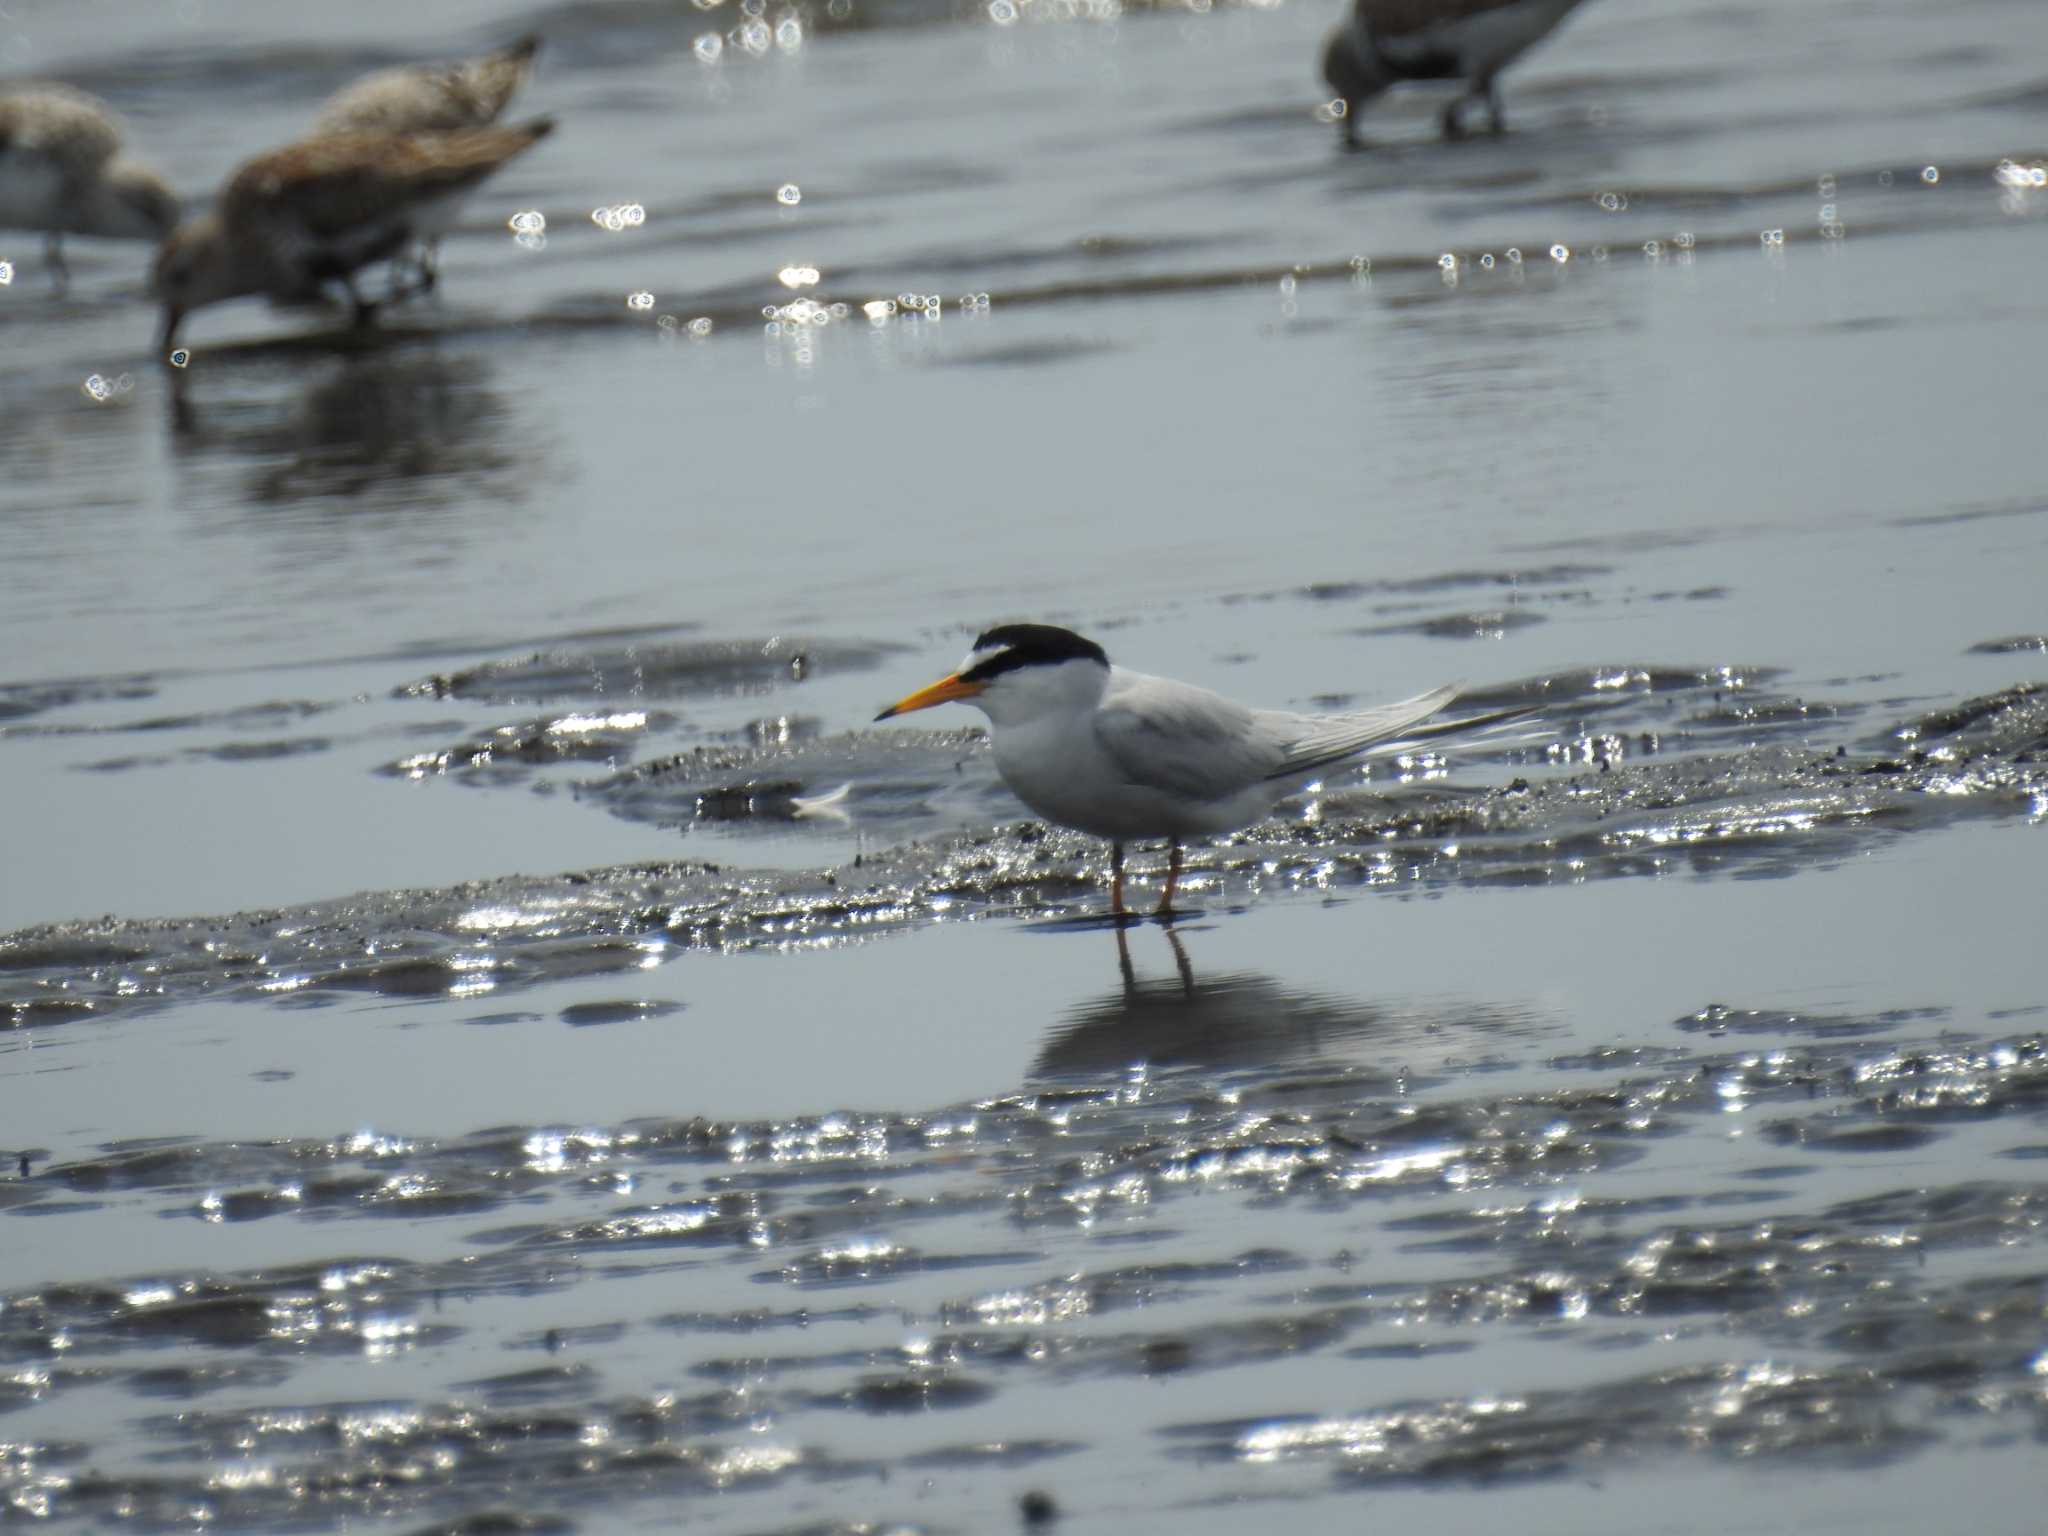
[1156,841,1183,917]
[1110,840,1126,918]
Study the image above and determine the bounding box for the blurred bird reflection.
[168,349,528,510]
[1033,923,1549,1080]
[1034,924,1394,1077]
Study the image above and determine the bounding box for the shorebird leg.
[1483,77,1506,135]
[386,244,439,305]
[1164,924,1195,996]
[1439,93,1470,140]
[1110,840,1126,919]
[1115,923,1136,992]
[387,263,430,306]
[43,231,69,292]
[1156,841,1184,918]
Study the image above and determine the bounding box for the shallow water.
[3,0,2047,1529]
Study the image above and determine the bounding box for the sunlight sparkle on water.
[709,1445,801,1483]
[508,211,547,251]
[763,297,845,328]
[456,901,575,933]
[777,182,801,205]
[550,710,648,734]
[592,203,646,232]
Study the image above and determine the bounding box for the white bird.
[1321,0,1594,147]
[875,623,1495,917]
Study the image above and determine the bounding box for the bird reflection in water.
[166,347,525,511]
[1116,920,1195,997]
[1036,922,1547,1081]
[1038,922,1394,1078]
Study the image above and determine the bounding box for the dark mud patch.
[1255,562,1612,607]
[382,708,675,780]
[1675,1003,1947,1040]
[397,636,909,708]
[3,681,2043,1026]
[558,999,686,1027]
[1354,608,1550,642]
[8,696,336,742]
[582,724,1006,833]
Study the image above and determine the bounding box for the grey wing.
[1091,676,1290,804]
[1262,683,1461,781]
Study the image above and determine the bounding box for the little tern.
[875,623,1484,917]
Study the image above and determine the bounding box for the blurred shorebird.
[152,118,553,352]
[311,34,542,292]
[876,623,1511,918]
[0,83,179,288]
[312,34,542,136]
[1321,0,1593,146]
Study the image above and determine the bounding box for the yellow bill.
[874,673,985,721]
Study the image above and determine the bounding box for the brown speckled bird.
[312,34,542,136]
[0,82,179,287]
[311,35,542,291]
[1322,0,1593,146]
[151,118,553,351]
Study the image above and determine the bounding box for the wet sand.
[3,0,2047,1529]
